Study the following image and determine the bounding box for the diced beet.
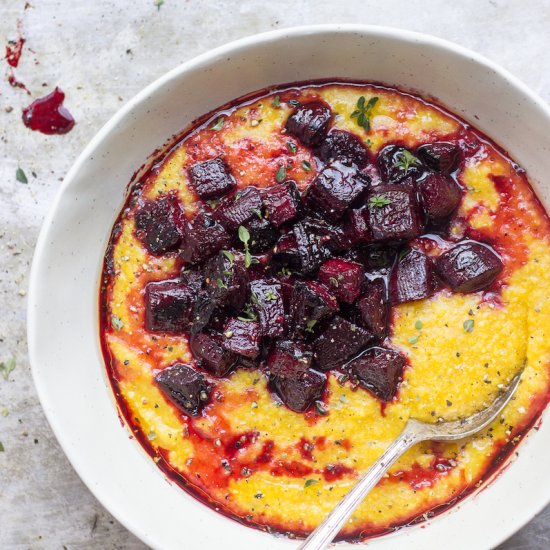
[377,145,424,183]
[203,252,249,311]
[190,332,237,377]
[350,347,405,401]
[155,363,210,416]
[298,216,352,254]
[181,213,232,264]
[135,195,186,255]
[273,232,301,269]
[271,369,326,412]
[436,240,503,292]
[292,221,331,274]
[417,142,460,174]
[346,207,372,243]
[250,279,285,337]
[366,185,424,242]
[188,157,236,199]
[316,130,369,168]
[261,182,303,228]
[285,101,332,147]
[319,258,364,304]
[418,172,462,221]
[180,268,203,294]
[306,161,370,221]
[145,279,194,333]
[212,187,262,231]
[267,340,312,377]
[390,249,437,304]
[289,280,339,337]
[223,318,262,358]
[246,217,279,253]
[313,316,373,371]
[357,279,388,339]
[189,290,219,334]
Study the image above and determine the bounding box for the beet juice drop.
[22,87,75,135]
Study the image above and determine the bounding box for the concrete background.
[1,0,549,548]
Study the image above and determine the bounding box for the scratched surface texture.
[1,0,549,548]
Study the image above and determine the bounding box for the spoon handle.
[298,425,420,550]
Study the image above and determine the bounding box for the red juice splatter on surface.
[7,72,30,94]
[5,36,25,67]
[22,87,75,135]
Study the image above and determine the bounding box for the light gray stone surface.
[1,0,549,548]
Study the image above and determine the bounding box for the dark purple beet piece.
[350,347,405,401]
[222,318,262,358]
[346,207,372,244]
[418,172,462,221]
[145,279,194,333]
[180,268,203,294]
[313,316,373,371]
[188,157,236,199]
[436,240,503,292]
[181,213,232,264]
[306,161,370,221]
[390,249,437,304]
[155,363,210,417]
[377,145,423,183]
[417,142,460,174]
[135,195,185,255]
[246,217,279,253]
[316,130,369,168]
[267,340,312,377]
[189,290,218,334]
[357,279,388,339]
[190,332,237,377]
[273,232,301,270]
[261,181,303,228]
[203,252,249,311]
[250,279,285,338]
[367,185,424,242]
[285,101,332,147]
[292,221,331,274]
[271,369,326,412]
[319,258,364,304]
[212,187,262,231]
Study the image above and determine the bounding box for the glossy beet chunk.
[306,161,370,221]
[188,157,236,199]
[145,280,194,333]
[190,332,237,377]
[155,363,210,417]
[418,172,462,221]
[203,252,249,310]
[285,101,332,147]
[223,318,262,358]
[316,130,369,168]
[250,279,285,338]
[346,207,372,244]
[271,369,326,412]
[292,221,331,274]
[377,145,423,183]
[313,316,373,371]
[319,258,364,304]
[436,240,503,292]
[273,232,301,270]
[246,217,279,253]
[212,187,262,231]
[367,185,424,242]
[350,347,405,401]
[357,279,388,339]
[417,142,460,174]
[390,249,437,304]
[181,213,232,264]
[261,182,302,228]
[267,340,312,377]
[135,195,185,255]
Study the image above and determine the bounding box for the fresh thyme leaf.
[280,267,292,276]
[275,165,287,183]
[301,160,312,171]
[408,335,419,345]
[264,290,278,301]
[0,357,16,381]
[415,320,423,330]
[211,117,225,131]
[16,167,28,184]
[315,401,328,416]
[147,430,157,440]
[350,95,379,133]
[252,208,263,220]
[111,315,124,331]
[463,319,475,333]
[238,225,253,268]
[395,149,420,172]
[272,95,281,108]
[287,142,297,154]
[305,319,317,333]
[217,278,228,289]
[304,479,318,488]
[368,194,391,208]
[222,250,235,264]
[154,0,164,10]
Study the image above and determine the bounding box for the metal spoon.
[298,367,524,550]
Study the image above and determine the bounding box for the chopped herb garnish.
[222,250,235,264]
[415,320,423,330]
[238,225,253,268]
[252,208,263,220]
[206,199,219,209]
[288,99,301,107]
[154,0,164,10]
[111,315,124,331]
[350,96,379,133]
[315,401,328,416]
[147,430,157,440]
[395,149,420,172]
[0,441,4,452]
[301,160,312,171]
[264,289,278,301]
[217,278,228,289]
[0,357,16,381]
[280,266,292,276]
[275,165,287,183]
[272,95,281,108]
[211,117,225,131]
[16,167,28,184]
[304,479,318,488]
[408,335,419,345]
[338,374,349,385]
[305,319,318,333]
[368,194,392,208]
[463,319,475,333]
[287,142,297,154]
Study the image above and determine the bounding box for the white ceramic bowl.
[28,25,550,550]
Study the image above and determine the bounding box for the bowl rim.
[27,23,550,549]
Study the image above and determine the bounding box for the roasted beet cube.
[145,279,194,333]
[377,145,424,183]
[181,213,232,264]
[285,101,332,147]
[188,157,236,199]
[418,172,462,221]
[246,217,279,253]
[262,182,302,228]
[212,187,262,231]
[292,221,331,274]
[390,249,437,304]
[366,185,424,242]
[313,316,373,371]
[267,340,312,377]
[436,240,503,292]
[190,332,237,377]
[417,142,460,174]
[350,347,405,401]
[189,290,219,334]
[346,207,372,244]
[319,258,364,304]
[203,252,249,311]
[316,130,369,168]
[273,232,301,269]
[135,195,186,255]
[357,279,388,339]
[180,268,203,294]
[250,279,285,338]
[223,318,262,358]
[155,363,210,416]
[271,369,326,412]
[306,161,370,221]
